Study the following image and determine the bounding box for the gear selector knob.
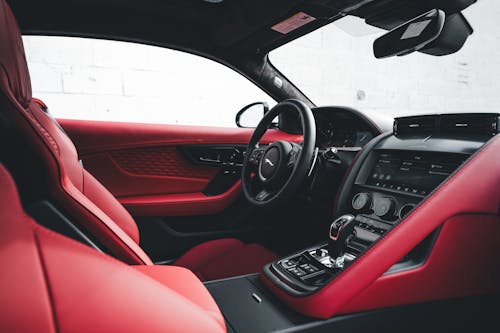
[329,214,355,259]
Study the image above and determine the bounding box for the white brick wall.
[271,0,500,120]
[23,37,274,127]
[23,0,499,127]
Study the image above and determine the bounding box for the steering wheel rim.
[241,99,316,207]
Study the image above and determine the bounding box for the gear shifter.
[328,215,355,267]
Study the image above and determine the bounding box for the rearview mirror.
[373,8,474,59]
[373,9,445,59]
[235,102,269,128]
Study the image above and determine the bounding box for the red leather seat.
[0,0,276,280]
[0,164,226,333]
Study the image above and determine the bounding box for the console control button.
[352,192,372,212]
[373,197,397,219]
[287,267,306,277]
[299,263,319,274]
[399,203,416,219]
[280,259,296,269]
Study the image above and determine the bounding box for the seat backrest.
[0,0,151,264]
[0,163,224,333]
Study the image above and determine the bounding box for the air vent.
[440,114,499,138]
[394,113,499,138]
[394,115,438,136]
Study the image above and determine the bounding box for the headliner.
[8,0,475,61]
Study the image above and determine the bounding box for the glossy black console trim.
[205,274,311,333]
[207,274,499,333]
[276,294,499,333]
[263,243,336,296]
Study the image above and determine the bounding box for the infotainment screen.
[366,151,466,195]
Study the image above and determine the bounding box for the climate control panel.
[347,190,420,256]
[351,191,416,222]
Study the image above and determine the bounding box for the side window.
[22,36,275,127]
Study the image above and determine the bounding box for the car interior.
[1,0,499,332]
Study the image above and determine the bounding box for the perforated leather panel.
[110,146,218,178]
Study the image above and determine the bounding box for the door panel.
[59,119,302,155]
[59,118,303,260]
[83,146,219,197]
[59,119,302,217]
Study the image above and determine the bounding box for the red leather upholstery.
[58,118,303,156]
[0,0,31,108]
[119,181,244,216]
[0,164,226,333]
[176,238,279,281]
[0,0,147,264]
[262,135,500,318]
[59,119,302,216]
[0,165,55,333]
[0,0,276,280]
[339,213,500,314]
[81,168,140,243]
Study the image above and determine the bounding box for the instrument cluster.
[313,108,376,148]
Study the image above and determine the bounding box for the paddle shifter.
[328,215,355,267]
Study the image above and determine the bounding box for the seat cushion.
[0,163,226,333]
[175,238,278,281]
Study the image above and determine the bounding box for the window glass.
[270,1,499,120]
[23,36,274,127]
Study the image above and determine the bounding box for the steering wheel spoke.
[247,146,266,166]
[286,144,301,168]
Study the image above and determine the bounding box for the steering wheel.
[242,99,316,207]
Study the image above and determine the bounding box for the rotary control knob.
[398,203,416,220]
[352,192,372,212]
[373,197,397,219]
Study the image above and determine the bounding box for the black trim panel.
[206,274,500,333]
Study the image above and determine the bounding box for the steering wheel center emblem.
[259,146,281,180]
[264,158,275,167]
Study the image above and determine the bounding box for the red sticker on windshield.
[271,12,316,34]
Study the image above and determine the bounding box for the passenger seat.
[0,163,226,333]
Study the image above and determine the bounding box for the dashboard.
[312,107,378,148]
[265,112,500,298]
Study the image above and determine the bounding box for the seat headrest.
[0,0,31,108]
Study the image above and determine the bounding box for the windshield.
[270,1,498,120]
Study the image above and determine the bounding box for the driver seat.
[0,0,277,281]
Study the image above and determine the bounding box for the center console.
[263,113,498,297]
[264,147,469,295]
